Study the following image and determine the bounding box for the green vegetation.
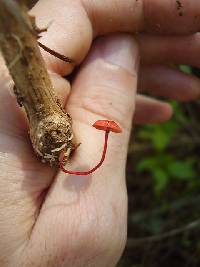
[119,67,200,266]
[136,101,197,194]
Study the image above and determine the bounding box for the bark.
[0,0,74,166]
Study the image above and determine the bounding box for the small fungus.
[59,120,122,175]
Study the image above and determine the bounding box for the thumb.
[62,33,139,190]
[69,33,139,136]
[65,33,139,179]
[55,33,139,194]
[44,33,139,198]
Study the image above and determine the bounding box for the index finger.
[31,0,200,75]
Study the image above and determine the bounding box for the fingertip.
[180,78,200,102]
[96,34,139,75]
[160,102,173,121]
[139,65,200,102]
[134,95,173,125]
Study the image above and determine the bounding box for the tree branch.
[127,219,200,248]
[0,0,74,166]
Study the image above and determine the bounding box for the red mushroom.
[59,120,122,175]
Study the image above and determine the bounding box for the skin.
[1,0,200,266]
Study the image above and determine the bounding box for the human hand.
[0,32,138,267]
[32,0,200,124]
[1,1,200,267]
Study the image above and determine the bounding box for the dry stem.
[0,0,74,166]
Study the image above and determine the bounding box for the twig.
[127,219,200,248]
[0,0,75,165]
[38,41,75,65]
[130,195,200,224]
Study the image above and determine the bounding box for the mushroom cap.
[92,120,122,133]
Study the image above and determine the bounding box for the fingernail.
[100,35,139,75]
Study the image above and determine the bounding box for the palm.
[0,61,55,257]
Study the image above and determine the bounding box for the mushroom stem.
[60,130,109,175]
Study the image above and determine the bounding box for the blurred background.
[118,67,200,266]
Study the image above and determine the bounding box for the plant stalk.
[0,0,74,165]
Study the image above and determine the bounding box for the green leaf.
[153,168,169,193]
[138,120,179,152]
[180,65,192,74]
[168,159,196,180]
[136,157,157,172]
[170,100,189,123]
[151,129,171,151]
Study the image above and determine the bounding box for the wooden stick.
[0,0,74,166]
